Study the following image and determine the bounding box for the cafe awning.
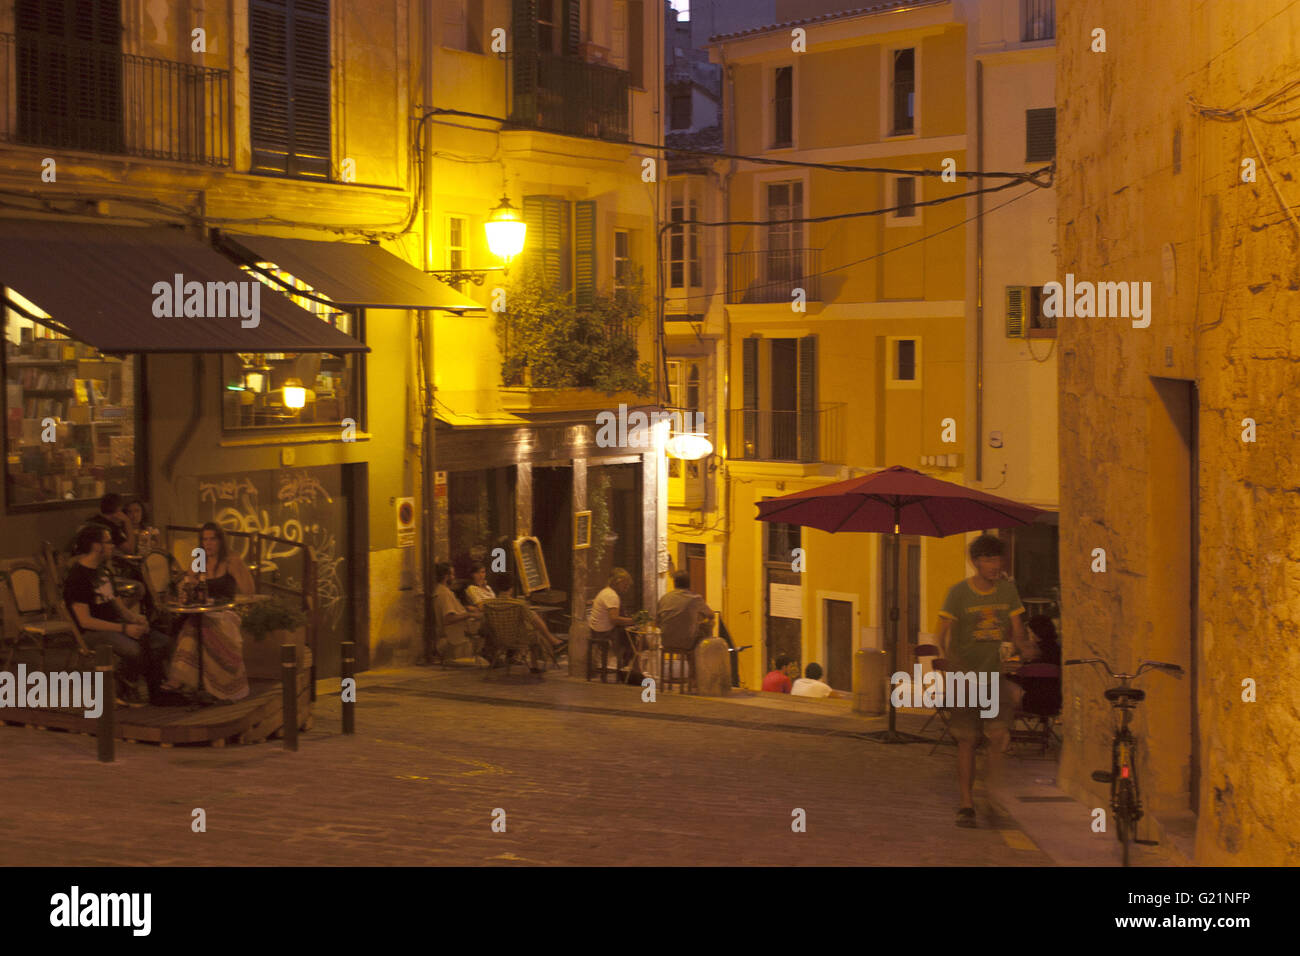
[215,233,484,311]
[0,220,367,354]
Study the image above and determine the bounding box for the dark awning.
[0,220,367,354]
[216,233,484,311]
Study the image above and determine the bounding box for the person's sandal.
[956,807,977,828]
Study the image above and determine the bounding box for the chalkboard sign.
[513,536,549,594]
[573,511,592,550]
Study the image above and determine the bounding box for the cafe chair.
[0,562,85,671]
[480,598,540,679]
[141,550,183,628]
[924,653,959,755]
[1009,662,1063,756]
[911,644,948,741]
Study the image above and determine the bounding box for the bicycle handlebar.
[1064,657,1185,681]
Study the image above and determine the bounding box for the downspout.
[975,59,984,483]
[162,354,203,482]
[420,0,438,657]
[720,49,736,652]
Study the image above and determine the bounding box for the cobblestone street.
[0,667,1174,867]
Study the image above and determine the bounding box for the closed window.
[446,216,468,290]
[250,0,331,179]
[670,93,691,130]
[669,184,702,289]
[890,48,915,135]
[1026,107,1056,162]
[765,181,803,284]
[773,66,793,148]
[613,229,632,297]
[895,339,916,381]
[887,175,920,225]
[522,196,599,304]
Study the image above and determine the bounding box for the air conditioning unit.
[1006,285,1029,338]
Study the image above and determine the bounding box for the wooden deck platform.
[0,667,314,747]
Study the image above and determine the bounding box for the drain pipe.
[162,354,203,482]
[719,51,736,655]
[975,58,985,483]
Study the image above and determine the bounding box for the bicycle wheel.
[1115,778,1137,867]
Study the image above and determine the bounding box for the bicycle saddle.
[1104,686,1145,702]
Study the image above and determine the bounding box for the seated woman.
[463,562,495,607]
[124,499,160,553]
[160,522,253,703]
[1006,614,1062,716]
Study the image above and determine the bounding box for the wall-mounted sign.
[396,496,415,549]
[573,510,592,550]
[513,536,549,594]
[769,582,803,620]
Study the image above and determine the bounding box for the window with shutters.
[765,181,803,286]
[521,196,572,293]
[1026,107,1056,162]
[668,181,702,290]
[250,0,331,180]
[628,0,644,88]
[14,0,124,154]
[736,336,819,462]
[610,0,628,68]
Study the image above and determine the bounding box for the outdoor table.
[626,625,662,685]
[158,598,238,699]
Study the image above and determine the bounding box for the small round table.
[158,598,238,698]
[626,626,662,684]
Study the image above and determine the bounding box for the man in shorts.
[935,534,1030,828]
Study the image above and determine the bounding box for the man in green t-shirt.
[935,534,1030,828]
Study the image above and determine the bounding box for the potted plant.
[239,599,309,680]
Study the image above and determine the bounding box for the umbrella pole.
[863,506,930,745]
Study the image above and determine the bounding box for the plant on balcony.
[497,263,653,394]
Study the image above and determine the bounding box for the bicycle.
[1064,656,1184,866]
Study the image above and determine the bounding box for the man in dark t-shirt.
[64,524,168,704]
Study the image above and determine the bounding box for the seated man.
[791,662,851,699]
[483,572,566,671]
[63,524,169,705]
[432,561,485,665]
[762,654,799,693]
[656,570,714,652]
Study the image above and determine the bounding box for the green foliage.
[239,599,307,642]
[498,262,654,394]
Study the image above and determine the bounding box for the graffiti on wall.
[197,468,347,636]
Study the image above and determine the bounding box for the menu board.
[513,536,549,594]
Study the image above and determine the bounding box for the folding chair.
[926,656,959,755]
[0,562,85,671]
[480,598,540,679]
[912,643,944,737]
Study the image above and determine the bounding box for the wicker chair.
[0,561,86,671]
[480,598,541,679]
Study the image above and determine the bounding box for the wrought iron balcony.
[0,33,230,165]
[510,51,629,142]
[1022,0,1055,42]
[726,248,822,305]
[729,404,846,465]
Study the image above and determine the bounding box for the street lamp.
[666,431,714,460]
[484,195,527,265]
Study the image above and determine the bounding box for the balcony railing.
[0,33,230,165]
[726,248,822,304]
[729,404,846,465]
[510,50,629,142]
[1022,0,1055,42]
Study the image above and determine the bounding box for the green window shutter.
[250,0,291,173]
[511,0,538,122]
[523,196,570,292]
[574,200,596,306]
[798,335,818,462]
[290,0,331,179]
[563,0,582,56]
[251,0,330,179]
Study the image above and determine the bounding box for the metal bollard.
[95,644,115,763]
[341,640,355,735]
[281,643,298,751]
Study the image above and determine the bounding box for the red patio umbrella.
[756,465,1047,743]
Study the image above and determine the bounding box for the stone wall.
[1057,1,1300,864]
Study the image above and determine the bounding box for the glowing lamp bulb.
[485,196,527,263]
[666,432,714,461]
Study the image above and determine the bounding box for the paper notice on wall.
[769,583,803,619]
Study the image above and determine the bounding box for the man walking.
[935,534,1029,828]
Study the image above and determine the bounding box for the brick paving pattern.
[0,667,1176,866]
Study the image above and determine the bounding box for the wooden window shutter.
[574,199,597,306]
[628,0,643,87]
[251,0,330,179]
[798,335,818,461]
[290,0,331,179]
[250,0,291,173]
[523,196,570,292]
[511,0,538,120]
[742,336,758,457]
[563,0,582,56]
[1026,107,1056,162]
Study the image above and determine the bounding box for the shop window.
[221,264,362,430]
[3,289,141,510]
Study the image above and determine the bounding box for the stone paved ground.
[0,666,1182,867]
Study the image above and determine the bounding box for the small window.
[670,93,692,130]
[446,215,468,290]
[613,229,632,296]
[887,176,919,225]
[669,191,702,289]
[1026,108,1056,162]
[895,340,916,380]
[773,66,793,148]
[891,48,915,135]
[1029,285,1056,335]
[886,336,921,388]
